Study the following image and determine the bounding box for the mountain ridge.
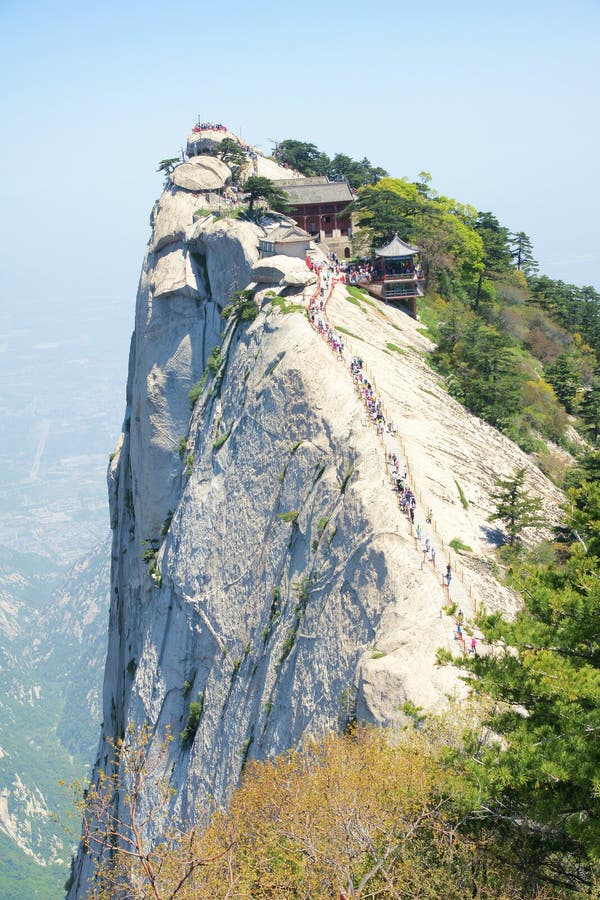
[67,142,564,897]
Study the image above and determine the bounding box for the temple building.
[258,224,313,260]
[361,234,424,317]
[271,177,354,258]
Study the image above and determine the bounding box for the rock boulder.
[252,255,316,287]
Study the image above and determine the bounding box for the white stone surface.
[171,156,231,192]
[150,189,202,253]
[68,168,564,899]
[252,254,316,286]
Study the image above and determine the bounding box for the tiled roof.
[375,234,419,258]
[263,224,311,243]
[273,178,354,205]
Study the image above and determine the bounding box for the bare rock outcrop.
[251,254,317,286]
[68,161,563,898]
[171,156,232,192]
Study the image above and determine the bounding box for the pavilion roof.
[262,224,311,243]
[272,177,354,204]
[374,234,419,258]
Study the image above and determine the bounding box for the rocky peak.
[67,153,563,897]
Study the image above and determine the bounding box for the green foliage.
[141,541,162,586]
[222,288,259,322]
[207,345,223,375]
[275,140,329,176]
[278,579,311,667]
[184,452,194,476]
[338,685,357,731]
[231,657,242,677]
[180,694,204,746]
[434,303,526,433]
[263,587,282,643]
[216,137,247,183]
[509,230,538,275]
[580,371,600,442]
[489,467,544,547]
[268,295,304,315]
[346,286,376,308]
[399,700,426,727]
[243,176,289,216]
[316,516,329,537]
[528,276,600,358]
[328,152,388,188]
[292,577,309,604]
[347,179,424,249]
[386,342,406,356]
[449,537,473,553]
[454,479,469,509]
[149,560,162,588]
[0,831,67,900]
[471,211,512,309]
[456,477,600,884]
[188,371,208,406]
[371,650,386,659]
[345,293,364,309]
[333,324,360,340]
[279,629,296,665]
[213,424,232,450]
[156,157,179,178]
[142,545,156,563]
[277,510,298,524]
[275,141,387,188]
[545,352,582,413]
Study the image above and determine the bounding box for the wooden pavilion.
[360,234,423,317]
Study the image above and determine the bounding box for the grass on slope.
[346,286,377,308]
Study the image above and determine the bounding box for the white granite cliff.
[68,166,563,897]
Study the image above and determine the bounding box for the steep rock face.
[69,180,563,897]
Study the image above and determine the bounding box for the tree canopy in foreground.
[454,453,600,895]
[75,718,592,898]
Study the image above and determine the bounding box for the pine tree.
[243,176,289,217]
[489,467,543,546]
[580,368,600,442]
[460,473,600,890]
[545,353,582,413]
[473,212,512,309]
[509,230,539,275]
[216,138,247,184]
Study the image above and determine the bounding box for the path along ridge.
[304,254,482,659]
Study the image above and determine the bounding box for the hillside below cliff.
[68,146,563,897]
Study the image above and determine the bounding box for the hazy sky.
[1,0,599,322]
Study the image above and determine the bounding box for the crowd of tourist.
[344,261,375,284]
[192,121,228,133]
[305,256,477,654]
